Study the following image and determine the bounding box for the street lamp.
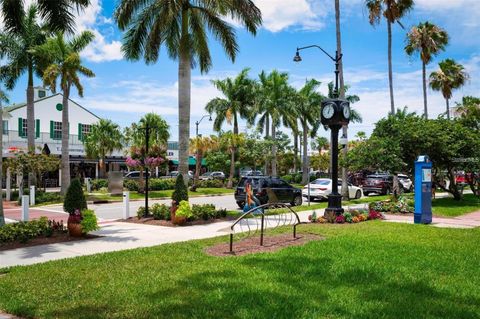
[195,114,212,137]
[294,45,350,218]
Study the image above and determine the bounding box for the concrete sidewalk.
[384,211,480,229]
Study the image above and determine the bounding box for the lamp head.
[208,115,212,121]
[293,50,302,62]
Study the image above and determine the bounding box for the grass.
[85,188,234,202]
[0,222,479,318]
[432,194,480,217]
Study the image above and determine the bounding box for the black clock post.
[294,45,350,218]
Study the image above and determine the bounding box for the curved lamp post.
[195,114,212,137]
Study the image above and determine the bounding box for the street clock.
[320,99,351,126]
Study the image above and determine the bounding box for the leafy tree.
[204,150,230,174]
[115,0,262,183]
[238,132,272,172]
[189,136,218,185]
[83,119,123,178]
[32,31,95,194]
[310,152,330,172]
[456,96,480,131]
[405,21,449,119]
[366,0,414,114]
[312,136,329,153]
[63,178,87,214]
[429,59,469,120]
[220,131,245,188]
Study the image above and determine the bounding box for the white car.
[302,178,363,201]
[398,174,413,192]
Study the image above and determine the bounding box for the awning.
[170,158,206,166]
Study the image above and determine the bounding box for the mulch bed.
[205,233,324,257]
[122,216,236,227]
[0,233,100,251]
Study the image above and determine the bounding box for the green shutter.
[35,119,40,138]
[18,118,23,137]
[78,123,82,141]
[50,120,54,139]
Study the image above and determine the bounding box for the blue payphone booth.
[414,155,432,224]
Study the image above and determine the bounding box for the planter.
[68,223,83,237]
[173,216,186,226]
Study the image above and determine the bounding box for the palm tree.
[366,0,414,114]
[0,89,8,226]
[115,0,262,184]
[293,79,323,184]
[83,119,123,178]
[313,136,329,153]
[1,0,90,34]
[255,70,291,176]
[283,113,300,172]
[220,131,245,188]
[405,21,449,119]
[32,31,95,194]
[189,136,218,186]
[0,5,46,152]
[429,59,469,120]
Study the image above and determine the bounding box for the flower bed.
[368,196,414,214]
[308,208,384,224]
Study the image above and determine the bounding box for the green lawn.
[432,194,480,217]
[0,222,479,318]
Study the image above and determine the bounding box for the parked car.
[241,170,264,177]
[398,174,413,192]
[200,171,225,180]
[302,178,362,201]
[362,174,394,195]
[124,171,151,179]
[234,176,302,209]
[167,170,193,178]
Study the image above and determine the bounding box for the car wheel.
[355,190,361,199]
[364,192,370,196]
[292,195,302,206]
[236,201,245,209]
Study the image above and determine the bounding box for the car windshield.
[202,172,212,176]
[238,178,265,188]
[311,179,330,185]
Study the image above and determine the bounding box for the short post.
[6,167,11,201]
[21,195,29,221]
[123,191,130,219]
[260,214,265,246]
[58,169,62,187]
[85,178,92,193]
[30,185,35,206]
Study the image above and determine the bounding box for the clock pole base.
[324,194,344,220]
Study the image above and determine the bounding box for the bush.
[137,206,146,219]
[172,174,188,204]
[192,204,216,221]
[149,178,176,191]
[216,208,228,218]
[0,217,65,244]
[282,175,293,183]
[196,179,224,188]
[175,200,192,220]
[63,179,87,214]
[293,174,302,184]
[35,191,62,204]
[80,209,99,234]
[123,179,139,192]
[91,179,108,191]
[151,203,170,220]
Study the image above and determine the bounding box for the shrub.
[352,216,360,223]
[149,178,176,190]
[216,208,228,218]
[175,200,192,220]
[192,204,216,220]
[196,179,224,188]
[343,212,353,223]
[0,217,65,244]
[91,179,108,191]
[172,174,188,204]
[368,210,384,220]
[80,209,99,234]
[151,203,169,220]
[137,206,146,219]
[282,175,293,183]
[35,191,62,204]
[293,174,302,184]
[335,215,345,224]
[317,216,327,223]
[124,179,139,192]
[63,179,87,214]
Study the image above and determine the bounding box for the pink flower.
[126,156,141,168]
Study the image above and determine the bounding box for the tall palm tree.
[115,0,262,184]
[283,113,300,172]
[32,31,95,194]
[0,5,46,152]
[255,70,291,177]
[83,119,123,178]
[366,0,414,114]
[0,89,8,226]
[189,135,217,185]
[1,0,90,34]
[405,21,448,119]
[293,79,323,184]
[429,59,469,120]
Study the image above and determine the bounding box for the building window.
[20,118,28,137]
[52,121,62,139]
[3,120,8,135]
[81,124,91,139]
[38,90,46,98]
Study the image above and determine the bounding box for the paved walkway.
[1,208,479,268]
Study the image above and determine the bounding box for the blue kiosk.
[414,155,433,224]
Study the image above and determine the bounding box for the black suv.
[362,174,394,195]
[234,176,302,209]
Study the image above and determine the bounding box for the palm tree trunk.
[271,123,277,177]
[194,152,201,186]
[293,131,298,173]
[422,61,428,119]
[446,98,450,120]
[60,85,71,195]
[387,21,395,114]
[100,158,106,178]
[227,149,234,188]
[0,100,4,226]
[178,8,191,186]
[301,121,308,185]
[264,114,270,175]
[27,64,36,189]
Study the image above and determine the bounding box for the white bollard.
[123,191,130,219]
[85,178,92,193]
[21,195,29,221]
[30,185,35,206]
[6,167,11,201]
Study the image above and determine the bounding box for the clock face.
[342,102,351,119]
[322,103,335,119]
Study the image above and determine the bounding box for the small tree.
[172,174,188,204]
[63,179,87,214]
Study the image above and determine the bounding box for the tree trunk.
[60,86,71,195]
[264,114,270,175]
[293,131,298,173]
[271,123,277,177]
[446,98,450,120]
[422,61,428,119]
[194,152,201,186]
[227,149,235,188]
[27,64,36,188]
[393,173,400,198]
[178,7,191,186]
[99,158,107,178]
[387,20,395,114]
[0,100,4,226]
[301,121,309,185]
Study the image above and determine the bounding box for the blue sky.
[5,0,480,145]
